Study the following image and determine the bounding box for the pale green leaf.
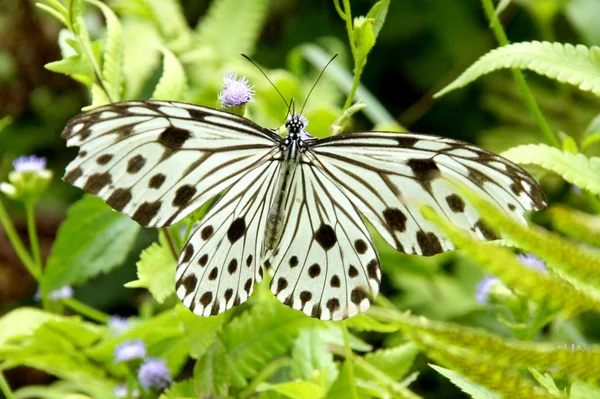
[196,0,268,59]
[151,48,187,101]
[291,328,338,390]
[42,195,140,294]
[363,343,420,380]
[0,308,61,348]
[502,143,600,195]
[193,339,230,398]
[430,364,500,399]
[121,19,161,99]
[159,379,196,399]
[528,369,561,396]
[88,0,123,102]
[175,305,222,359]
[366,0,390,40]
[125,241,176,303]
[571,380,600,399]
[548,205,600,247]
[344,313,398,333]
[145,0,191,41]
[435,42,600,97]
[256,381,325,399]
[83,83,112,110]
[328,361,388,399]
[494,0,512,18]
[44,55,93,84]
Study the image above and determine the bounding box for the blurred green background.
[1,0,599,396]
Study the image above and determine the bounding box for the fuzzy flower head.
[108,315,130,332]
[474,275,500,304]
[114,339,146,363]
[517,253,547,274]
[137,358,172,391]
[1,155,52,203]
[34,285,74,302]
[218,72,255,108]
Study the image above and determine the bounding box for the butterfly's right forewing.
[61,101,281,227]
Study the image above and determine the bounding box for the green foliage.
[125,240,176,303]
[502,144,600,195]
[151,48,188,101]
[548,205,600,247]
[436,42,600,98]
[430,365,500,399]
[42,195,140,295]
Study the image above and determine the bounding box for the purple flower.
[13,155,47,172]
[108,316,130,331]
[517,254,547,274]
[137,358,172,390]
[475,275,500,304]
[218,72,255,108]
[114,339,146,363]
[34,285,74,301]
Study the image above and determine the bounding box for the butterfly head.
[285,113,311,141]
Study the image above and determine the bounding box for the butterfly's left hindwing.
[61,101,281,227]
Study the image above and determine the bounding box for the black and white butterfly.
[61,100,546,320]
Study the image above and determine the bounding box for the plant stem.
[25,201,42,269]
[240,357,291,398]
[338,0,365,110]
[0,371,14,399]
[481,0,560,148]
[341,322,358,399]
[160,227,178,260]
[0,199,39,280]
[63,297,110,323]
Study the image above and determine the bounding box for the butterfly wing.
[176,159,281,315]
[308,132,546,256]
[268,160,380,321]
[61,101,281,227]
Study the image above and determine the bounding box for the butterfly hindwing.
[61,101,281,227]
[309,132,546,256]
[268,161,380,321]
[176,160,281,315]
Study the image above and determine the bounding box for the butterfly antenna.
[241,53,289,110]
[300,53,339,115]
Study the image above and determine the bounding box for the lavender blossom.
[13,155,47,172]
[517,253,547,274]
[474,275,500,304]
[114,339,146,363]
[137,358,172,390]
[218,72,255,108]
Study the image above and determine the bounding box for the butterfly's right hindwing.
[62,101,281,227]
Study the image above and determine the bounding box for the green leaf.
[571,380,600,399]
[256,381,325,399]
[223,298,316,387]
[529,368,561,396]
[366,0,390,40]
[291,328,338,390]
[430,364,500,399]
[159,379,196,399]
[435,42,600,98]
[42,195,140,294]
[193,339,230,398]
[328,361,388,399]
[175,305,223,359]
[0,308,62,348]
[44,55,93,84]
[501,143,600,195]
[121,19,161,99]
[548,205,600,247]
[125,241,176,303]
[363,343,420,380]
[83,83,111,110]
[343,313,398,333]
[151,47,187,101]
[196,0,268,59]
[494,0,511,18]
[144,0,191,41]
[88,0,123,102]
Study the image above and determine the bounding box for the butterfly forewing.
[268,161,380,321]
[309,132,546,256]
[176,160,281,315]
[61,101,281,227]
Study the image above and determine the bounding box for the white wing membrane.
[268,161,380,321]
[176,160,280,315]
[61,101,281,227]
[309,132,546,256]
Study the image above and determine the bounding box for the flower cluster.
[0,155,52,203]
[113,339,172,392]
[218,72,255,108]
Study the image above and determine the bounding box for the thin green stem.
[183,219,194,243]
[333,0,346,19]
[341,0,356,60]
[0,371,14,399]
[0,199,39,280]
[63,298,110,323]
[160,227,179,260]
[341,322,358,399]
[240,357,291,398]
[339,0,366,110]
[481,0,560,148]
[25,202,42,269]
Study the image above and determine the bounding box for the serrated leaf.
[83,83,111,110]
[196,0,268,59]
[257,381,325,399]
[125,241,176,303]
[528,368,561,396]
[151,48,187,101]
[0,308,62,348]
[223,299,316,387]
[366,0,390,40]
[42,195,140,294]
[175,305,222,359]
[45,55,93,84]
[430,364,500,399]
[435,42,600,97]
[548,205,600,247]
[88,0,123,102]
[363,343,420,380]
[501,143,600,195]
[144,0,190,41]
[291,328,338,390]
[344,313,398,333]
[121,19,161,99]
[194,339,230,398]
[159,379,196,399]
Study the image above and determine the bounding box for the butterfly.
[61,100,546,321]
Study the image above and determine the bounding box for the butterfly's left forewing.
[268,160,380,321]
[61,101,281,227]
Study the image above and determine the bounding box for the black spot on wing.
[131,201,162,226]
[383,208,407,232]
[416,231,443,256]
[84,172,112,194]
[227,218,246,243]
[201,225,214,240]
[173,185,197,207]
[149,174,166,189]
[127,154,146,174]
[315,224,336,250]
[64,167,83,184]
[106,188,132,211]
[407,158,440,185]
[158,126,191,149]
[474,219,497,240]
[181,244,194,263]
[446,194,465,213]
